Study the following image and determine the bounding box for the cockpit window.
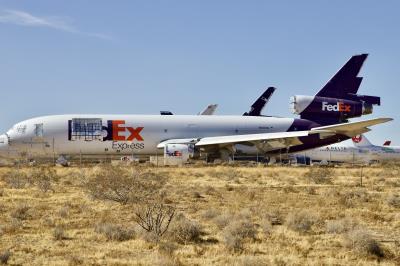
[70,118,103,141]
[16,124,27,134]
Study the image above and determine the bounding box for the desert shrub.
[158,241,178,257]
[5,218,22,233]
[67,255,83,266]
[58,206,69,218]
[261,218,272,237]
[10,204,30,220]
[234,256,265,266]
[85,166,166,205]
[223,218,257,241]
[387,194,400,208]
[304,167,333,184]
[168,214,202,244]
[53,226,67,241]
[134,203,175,238]
[2,169,28,189]
[264,210,284,225]
[201,209,219,220]
[192,191,202,199]
[326,217,358,234]
[305,186,317,195]
[338,189,370,208]
[344,229,384,257]
[222,218,257,253]
[225,168,242,182]
[286,210,317,233]
[223,233,244,253]
[0,250,11,265]
[213,213,233,229]
[95,222,135,241]
[30,167,57,192]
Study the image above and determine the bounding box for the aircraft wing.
[196,130,319,152]
[310,118,392,137]
[157,138,198,149]
[157,117,392,152]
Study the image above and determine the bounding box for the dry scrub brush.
[2,169,28,189]
[285,209,319,233]
[304,167,333,184]
[95,222,135,241]
[344,229,384,258]
[167,213,202,244]
[85,165,166,205]
[222,218,257,253]
[29,167,58,192]
[134,203,175,238]
[0,250,11,265]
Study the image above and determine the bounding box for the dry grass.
[0,164,399,265]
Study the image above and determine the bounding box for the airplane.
[160,86,275,118]
[160,104,218,116]
[0,54,392,162]
[294,134,400,164]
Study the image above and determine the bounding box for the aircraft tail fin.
[352,134,373,147]
[291,54,381,126]
[383,140,391,146]
[315,54,368,99]
[243,87,276,116]
[199,104,218,115]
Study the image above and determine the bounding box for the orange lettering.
[112,120,126,141]
[127,127,144,141]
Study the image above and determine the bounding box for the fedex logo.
[322,102,351,112]
[108,120,144,141]
[68,119,144,142]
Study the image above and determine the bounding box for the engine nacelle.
[290,95,373,122]
[163,143,194,165]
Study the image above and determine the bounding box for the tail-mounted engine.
[290,94,380,124]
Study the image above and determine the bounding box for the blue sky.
[0,1,398,144]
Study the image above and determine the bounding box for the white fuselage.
[295,144,400,163]
[1,114,296,158]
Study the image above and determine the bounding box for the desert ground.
[0,163,399,265]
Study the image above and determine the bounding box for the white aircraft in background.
[294,134,400,164]
[160,104,218,116]
[0,54,391,162]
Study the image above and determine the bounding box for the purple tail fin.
[316,54,367,98]
[243,87,276,116]
[291,54,381,125]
